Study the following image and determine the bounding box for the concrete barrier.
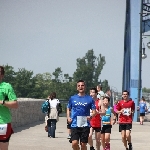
[11,98,45,128]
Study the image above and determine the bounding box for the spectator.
[47,92,60,138]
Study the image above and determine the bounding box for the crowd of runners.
[66,80,148,150]
[0,66,148,150]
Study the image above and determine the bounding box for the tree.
[14,68,35,98]
[2,49,109,100]
[64,74,73,82]
[34,72,52,98]
[3,64,16,85]
[101,79,110,93]
[142,87,150,93]
[52,67,63,82]
[73,49,107,92]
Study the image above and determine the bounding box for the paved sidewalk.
[9,117,150,150]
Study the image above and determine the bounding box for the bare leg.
[121,130,127,148]
[0,142,9,150]
[72,140,79,150]
[105,133,110,149]
[126,130,133,149]
[68,129,71,135]
[88,127,93,147]
[95,131,101,150]
[105,133,110,144]
[67,128,71,139]
[80,142,87,150]
[101,133,105,149]
[126,130,131,143]
[141,116,144,124]
[139,116,142,124]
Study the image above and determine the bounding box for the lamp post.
[142,46,147,59]
[138,0,149,114]
[110,86,118,106]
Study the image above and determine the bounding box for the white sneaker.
[67,135,71,139]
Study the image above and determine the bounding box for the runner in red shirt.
[88,87,105,150]
[116,90,135,150]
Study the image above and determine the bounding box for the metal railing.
[111,92,150,103]
[59,100,68,117]
[59,92,150,116]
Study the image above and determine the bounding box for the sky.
[0,0,150,92]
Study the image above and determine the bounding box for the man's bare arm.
[111,108,117,120]
[87,109,96,120]
[67,108,71,119]
[0,100,18,109]
[91,109,96,117]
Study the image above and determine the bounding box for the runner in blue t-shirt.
[137,97,147,125]
[67,80,96,150]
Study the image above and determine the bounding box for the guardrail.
[59,92,150,115]
[59,100,68,117]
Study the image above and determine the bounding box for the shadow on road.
[13,121,44,133]
[13,116,66,133]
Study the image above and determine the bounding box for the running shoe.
[128,143,133,150]
[90,146,95,150]
[105,143,110,150]
[67,135,71,139]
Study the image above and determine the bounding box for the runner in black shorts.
[88,87,105,150]
[67,80,96,150]
[116,90,135,150]
[101,96,116,150]
[137,97,147,125]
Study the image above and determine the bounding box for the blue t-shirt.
[102,106,111,125]
[67,94,96,127]
[139,102,146,113]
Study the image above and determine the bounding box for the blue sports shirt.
[139,102,146,113]
[67,94,96,127]
[102,106,111,125]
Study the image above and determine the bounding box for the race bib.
[77,116,87,127]
[123,108,131,116]
[0,124,7,135]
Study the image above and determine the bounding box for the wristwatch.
[2,100,5,105]
[90,116,93,119]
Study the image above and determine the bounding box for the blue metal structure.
[123,0,150,121]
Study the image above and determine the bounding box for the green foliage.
[2,49,109,99]
[73,49,107,92]
[34,73,52,98]
[142,87,150,93]
[13,68,35,98]
[52,67,62,82]
[3,64,16,85]
[101,80,110,93]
